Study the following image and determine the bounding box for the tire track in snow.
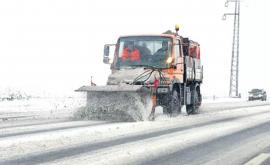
[0,121,111,139]
[1,110,270,165]
[201,102,270,114]
[141,121,270,165]
[0,119,70,129]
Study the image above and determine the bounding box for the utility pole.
[223,0,240,97]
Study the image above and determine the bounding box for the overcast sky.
[0,0,269,97]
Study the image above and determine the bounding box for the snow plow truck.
[76,25,203,121]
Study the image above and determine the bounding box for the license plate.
[157,87,169,94]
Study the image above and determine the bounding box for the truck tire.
[171,90,181,116]
[163,90,181,116]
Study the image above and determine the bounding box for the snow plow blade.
[75,85,153,122]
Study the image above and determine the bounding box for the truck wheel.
[164,90,181,116]
[170,90,181,116]
[186,89,199,115]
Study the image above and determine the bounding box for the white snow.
[0,97,85,121]
[1,98,270,164]
[51,110,270,165]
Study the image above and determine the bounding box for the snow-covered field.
[0,97,270,165]
[0,96,85,121]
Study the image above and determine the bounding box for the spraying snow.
[74,91,153,122]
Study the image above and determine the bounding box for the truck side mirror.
[103,45,110,64]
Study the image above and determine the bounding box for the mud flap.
[182,105,188,115]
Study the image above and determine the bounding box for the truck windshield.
[115,36,172,69]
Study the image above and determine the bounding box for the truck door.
[174,39,184,83]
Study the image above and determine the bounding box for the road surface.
[1,100,270,165]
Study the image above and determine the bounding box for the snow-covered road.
[1,100,270,165]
